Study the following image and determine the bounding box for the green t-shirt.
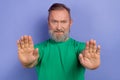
[34,38,86,80]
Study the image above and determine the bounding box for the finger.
[84,50,92,59]
[79,54,83,62]
[81,50,92,59]
[92,40,97,53]
[24,35,29,48]
[28,36,34,48]
[18,49,24,54]
[79,54,85,64]
[89,39,96,53]
[33,48,39,57]
[89,39,93,53]
[17,40,21,50]
[85,41,89,50]
[84,49,95,58]
[33,48,39,61]
[92,40,96,47]
[81,50,85,57]
[96,45,100,55]
[20,36,25,48]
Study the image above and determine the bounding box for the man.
[17,3,100,80]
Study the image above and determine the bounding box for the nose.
[57,22,61,30]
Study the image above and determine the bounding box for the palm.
[79,39,100,69]
[17,36,38,66]
[18,47,35,65]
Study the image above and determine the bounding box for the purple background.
[0,0,120,80]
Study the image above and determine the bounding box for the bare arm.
[17,35,39,68]
[78,39,101,70]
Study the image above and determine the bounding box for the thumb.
[79,53,84,63]
[33,48,39,57]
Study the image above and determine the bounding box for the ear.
[70,19,73,27]
[48,18,50,27]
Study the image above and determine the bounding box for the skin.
[79,39,100,69]
[17,36,39,68]
[48,9,72,40]
[17,9,100,69]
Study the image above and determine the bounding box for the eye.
[61,21,67,24]
[51,20,58,24]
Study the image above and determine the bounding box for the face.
[48,9,72,42]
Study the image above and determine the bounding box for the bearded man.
[17,3,100,80]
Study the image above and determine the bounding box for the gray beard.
[49,30,69,42]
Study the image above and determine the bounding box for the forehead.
[49,9,70,20]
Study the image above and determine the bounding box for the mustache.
[54,29,64,32]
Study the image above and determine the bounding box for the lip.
[55,31,64,34]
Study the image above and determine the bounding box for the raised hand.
[79,39,100,70]
[17,35,39,67]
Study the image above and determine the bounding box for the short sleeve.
[76,42,86,56]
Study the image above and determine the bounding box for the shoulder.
[70,38,86,52]
[70,38,86,47]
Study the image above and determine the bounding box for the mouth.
[54,31,64,34]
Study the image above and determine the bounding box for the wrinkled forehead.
[48,9,71,20]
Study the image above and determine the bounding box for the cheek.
[48,22,53,29]
[49,25,56,31]
[48,23,53,29]
[64,26,70,31]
